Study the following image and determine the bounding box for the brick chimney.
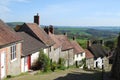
[87,40,92,48]
[49,25,54,34]
[34,13,39,25]
[73,36,76,40]
[44,26,49,34]
[64,32,67,36]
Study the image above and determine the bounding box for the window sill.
[11,58,17,62]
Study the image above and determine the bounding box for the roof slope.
[71,40,84,54]
[88,44,107,58]
[56,35,73,51]
[0,19,22,47]
[17,32,46,56]
[18,23,54,46]
[85,49,94,59]
[49,32,62,49]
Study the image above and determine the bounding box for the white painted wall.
[94,57,103,69]
[31,52,39,66]
[21,58,24,72]
[1,51,6,79]
[21,57,28,72]
[43,48,48,55]
[74,52,85,61]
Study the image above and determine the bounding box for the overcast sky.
[1,0,120,26]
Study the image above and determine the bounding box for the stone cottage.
[17,32,46,72]
[44,26,62,63]
[0,20,22,79]
[15,14,55,60]
[56,34,74,67]
[71,37,85,67]
[85,49,94,69]
[87,40,109,69]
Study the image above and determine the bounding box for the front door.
[28,55,31,69]
[1,52,5,79]
[96,62,98,68]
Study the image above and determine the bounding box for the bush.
[57,58,66,70]
[51,61,57,72]
[32,49,51,72]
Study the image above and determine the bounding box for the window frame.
[10,44,17,61]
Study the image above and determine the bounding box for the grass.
[4,72,28,80]
[76,39,87,49]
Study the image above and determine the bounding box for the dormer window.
[10,44,16,61]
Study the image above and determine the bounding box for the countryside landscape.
[7,22,120,49]
[1,0,120,80]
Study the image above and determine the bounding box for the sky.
[1,0,120,26]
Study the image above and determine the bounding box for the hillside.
[6,22,24,28]
[6,22,119,40]
[54,27,118,40]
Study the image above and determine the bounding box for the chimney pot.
[87,40,91,49]
[44,26,49,34]
[73,36,76,40]
[49,25,54,34]
[34,13,40,25]
[64,32,67,36]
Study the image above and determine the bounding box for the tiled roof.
[85,49,94,59]
[56,35,73,51]
[0,19,22,47]
[49,32,62,49]
[17,32,46,56]
[88,44,107,58]
[17,23,54,46]
[71,40,84,54]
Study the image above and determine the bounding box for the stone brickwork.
[60,49,74,67]
[7,43,21,76]
[86,58,94,69]
[103,57,109,70]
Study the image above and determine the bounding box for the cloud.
[0,0,31,21]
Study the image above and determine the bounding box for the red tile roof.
[18,23,54,46]
[49,32,62,49]
[56,35,73,51]
[0,20,22,47]
[85,49,94,59]
[71,40,84,54]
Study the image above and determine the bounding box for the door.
[27,55,31,69]
[96,62,98,68]
[1,53,5,79]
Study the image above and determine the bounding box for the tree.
[105,40,115,50]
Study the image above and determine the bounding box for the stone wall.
[103,57,109,70]
[61,49,74,67]
[86,58,94,69]
[7,43,21,76]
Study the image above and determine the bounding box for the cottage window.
[81,53,83,56]
[10,44,16,60]
[49,47,51,52]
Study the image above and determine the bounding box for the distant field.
[54,27,118,41]
[57,27,91,36]
[6,22,119,41]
